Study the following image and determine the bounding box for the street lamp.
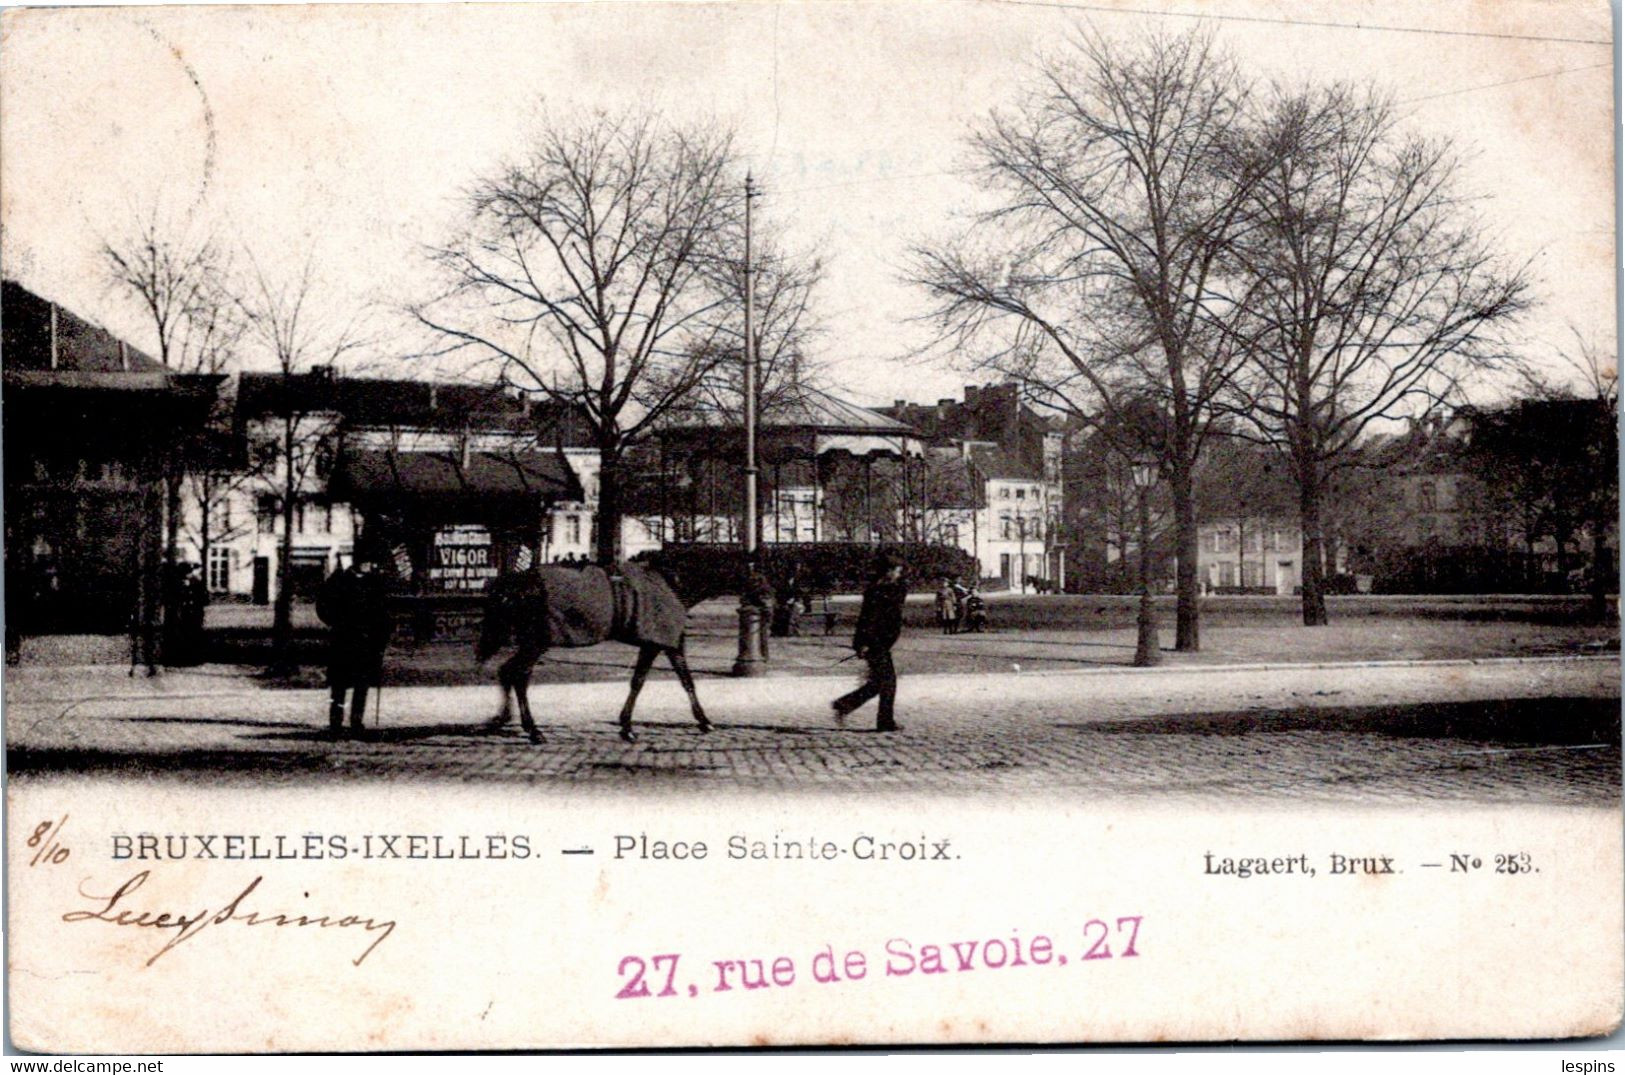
[733,173,767,677]
[1131,458,1161,667]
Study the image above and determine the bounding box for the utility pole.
[734,173,767,676]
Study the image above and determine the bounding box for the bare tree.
[679,225,826,421]
[234,253,367,673]
[1222,83,1531,624]
[1476,327,1619,620]
[912,26,1260,651]
[417,109,747,562]
[103,209,244,648]
[1064,421,1172,592]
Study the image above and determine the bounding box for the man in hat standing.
[832,552,908,732]
[316,538,395,737]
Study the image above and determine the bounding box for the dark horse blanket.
[518,563,688,650]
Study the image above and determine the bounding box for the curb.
[991,652,1620,681]
[5,654,1615,707]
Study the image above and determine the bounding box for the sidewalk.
[6,656,1618,803]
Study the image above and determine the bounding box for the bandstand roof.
[665,383,917,437]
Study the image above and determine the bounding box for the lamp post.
[1131,458,1161,667]
[733,173,767,676]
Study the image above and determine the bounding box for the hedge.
[640,542,976,594]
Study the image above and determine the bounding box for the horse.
[475,554,745,744]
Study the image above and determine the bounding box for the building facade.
[194,373,581,605]
[880,383,1065,590]
[3,279,222,662]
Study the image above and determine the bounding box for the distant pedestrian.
[745,565,775,658]
[950,575,970,633]
[935,577,956,635]
[832,552,908,732]
[316,539,395,737]
[174,562,208,666]
[773,564,804,638]
[963,585,987,633]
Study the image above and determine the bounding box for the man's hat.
[354,533,391,565]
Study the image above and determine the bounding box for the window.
[322,504,333,534]
[206,546,232,593]
[295,504,308,535]
[1000,553,1011,580]
[257,496,277,535]
[999,487,1011,499]
[1204,532,1220,553]
[1218,562,1236,587]
[944,524,958,546]
[1000,515,1012,540]
[1016,488,1026,500]
[1242,562,1261,587]
[566,515,582,545]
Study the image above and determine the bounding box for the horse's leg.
[490,653,521,729]
[666,644,710,733]
[617,644,659,743]
[505,640,545,744]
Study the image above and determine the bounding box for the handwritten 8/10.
[615,919,1143,999]
[28,816,71,867]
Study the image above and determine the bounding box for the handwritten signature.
[61,870,396,967]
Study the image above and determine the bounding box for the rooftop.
[664,383,916,436]
[2,280,164,373]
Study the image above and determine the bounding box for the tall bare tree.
[104,210,244,648]
[1477,327,1619,621]
[1221,84,1531,624]
[417,109,747,562]
[912,27,1260,650]
[234,253,367,673]
[1548,331,1619,624]
[677,232,826,421]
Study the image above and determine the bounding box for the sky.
[0,0,1614,410]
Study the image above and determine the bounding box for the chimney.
[964,385,979,403]
[894,399,907,412]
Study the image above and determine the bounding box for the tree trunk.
[1171,465,1200,651]
[596,443,622,564]
[1589,514,1616,624]
[270,416,298,675]
[199,473,213,599]
[1299,472,1329,626]
[160,464,183,664]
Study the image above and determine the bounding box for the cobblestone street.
[7,657,1617,805]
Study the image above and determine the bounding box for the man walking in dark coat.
[316,540,395,737]
[832,552,908,732]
